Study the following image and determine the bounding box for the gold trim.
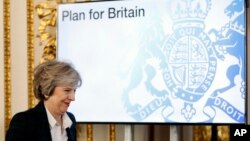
[109,124,116,141]
[4,0,11,133]
[87,124,93,141]
[76,124,82,139]
[218,126,229,141]
[27,0,35,108]
[193,125,229,141]
[193,126,211,141]
[35,1,57,62]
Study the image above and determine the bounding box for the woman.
[6,60,82,141]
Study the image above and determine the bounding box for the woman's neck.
[44,101,63,125]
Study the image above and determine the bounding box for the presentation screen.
[57,0,246,123]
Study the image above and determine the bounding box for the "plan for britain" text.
[61,6,145,21]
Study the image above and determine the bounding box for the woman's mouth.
[65,102,70,107]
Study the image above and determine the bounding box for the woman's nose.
[68,92,75,101]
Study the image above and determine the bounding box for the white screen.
[57,0,246,123]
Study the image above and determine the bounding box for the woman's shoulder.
[11,102,46,122]
[66,111,74,117]
[66,111,76,122]
[11,107,38,122]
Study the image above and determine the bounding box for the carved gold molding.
[27,0,35,108]
[193,125,229,141]
[87,124,93,141]
[217,126,230,141]
[4,0,11,133]
[35,1,58,63]
[109,124,116,141]
[193,126,211,141]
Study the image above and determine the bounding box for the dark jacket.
[5,102,76,141]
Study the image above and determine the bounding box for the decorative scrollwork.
[35,1,58,63]
[35,0,83,63]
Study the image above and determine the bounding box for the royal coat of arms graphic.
[122,0,246,123]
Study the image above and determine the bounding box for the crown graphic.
[217,22,245,36]
[170,0,212,30]
[230,22,245,35]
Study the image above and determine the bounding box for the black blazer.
[5,102,77,141]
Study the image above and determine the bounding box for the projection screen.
[57,0,247,123]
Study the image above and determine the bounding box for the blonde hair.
[33,60,82,100]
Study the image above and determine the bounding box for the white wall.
[0,1,29,140]
[10,0,28,117]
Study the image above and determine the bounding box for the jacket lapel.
[34,102,53,141]
[66,127,73,141]
[66,112,77,141]
[35,102,76,141]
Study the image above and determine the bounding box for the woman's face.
[45,85,76,116]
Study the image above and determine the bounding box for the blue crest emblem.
[122,0,245,123]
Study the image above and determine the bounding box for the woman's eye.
[63,88,76,93]
[64,89,71,92]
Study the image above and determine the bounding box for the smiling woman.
[5,60,82,141]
